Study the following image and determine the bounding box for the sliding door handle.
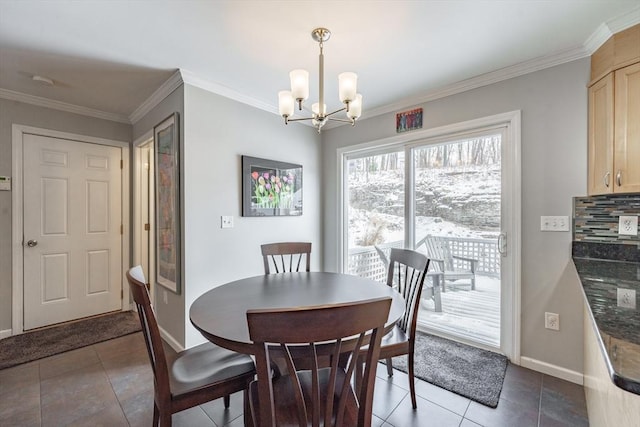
[498,233,507,257]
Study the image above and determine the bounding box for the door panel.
[23,134,122,330]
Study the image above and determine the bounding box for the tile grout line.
[37,361,42,427]
[537,375,544,427]
[93,343,133,427]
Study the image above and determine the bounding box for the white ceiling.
[1,1,639,125]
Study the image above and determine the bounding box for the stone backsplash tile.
[573,194,640,244]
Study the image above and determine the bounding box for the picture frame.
[396,107,423,133]
[242,156,303,217]
[154,112,181,293]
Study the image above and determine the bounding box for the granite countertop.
[572,242,640,395]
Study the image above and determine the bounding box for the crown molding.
[129,70,183,124]
[584,6,640,55]
[583,23,613,55]
[179,69,277,115]
[0,88,130,124]
[607,5,640,34]
[361,45,589,121]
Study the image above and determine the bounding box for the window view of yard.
[346,135,502,347]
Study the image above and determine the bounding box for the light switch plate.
[221,215,234,229]
[540,216,570,232]
[0,176,10,191]
[618,215,638,236]
[617,288,636,309]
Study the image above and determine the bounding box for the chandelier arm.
[324,107,347,117]
[327,117,355,124]
[285,117,315,122]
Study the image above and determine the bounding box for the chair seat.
[170,342,255,397]
[360,325,409,358]
[442,271,474,279]
[249,368,358,426]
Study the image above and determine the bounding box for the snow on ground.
[348,165,501,248]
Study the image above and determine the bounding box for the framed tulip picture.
[242,156,303,217]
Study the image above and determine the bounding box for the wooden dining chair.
[246,297,391,427]
[261,242,311,274]
[377,248,429,409]
[126,266,256,427]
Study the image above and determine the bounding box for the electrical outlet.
[163,290,168,304]
[221,215,234,229]
[618,215,638,236]
[617,288,636,309]
[540,216,570,232]
[545,312,560,330]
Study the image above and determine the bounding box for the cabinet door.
[614,62,640,193]
[588,74,614,195]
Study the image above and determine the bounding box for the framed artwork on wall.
[154,112,181,293]
[242,156,303,217]
[396,108,423,133]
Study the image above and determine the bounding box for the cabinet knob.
[603,172,610,188]
[616,170,622,187]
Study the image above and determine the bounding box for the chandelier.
[278,28,362,133]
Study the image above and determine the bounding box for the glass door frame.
[337,111,521,362]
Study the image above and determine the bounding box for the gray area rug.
[0,311,141,370]
[387,331,508,407]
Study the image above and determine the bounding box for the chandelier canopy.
[278,28,362,133]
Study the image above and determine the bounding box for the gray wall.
[132,85,185,345]
[182,84,321,347]
[0,98,131,332]
[321,58,589,373]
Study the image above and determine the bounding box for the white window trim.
[336,110,521,363]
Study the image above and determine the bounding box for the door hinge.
[121,289,124,299]
[120,224,123,235]
[120,159,123,169]
[144,223,150,231]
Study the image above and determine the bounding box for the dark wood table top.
[189,272,405,354]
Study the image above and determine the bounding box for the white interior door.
[23,134,123,330]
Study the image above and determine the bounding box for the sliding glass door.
[344,150,405,282]
[411,134,502,348]
[342,119,518,354]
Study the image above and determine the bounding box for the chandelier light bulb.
[278,91,294,118]
[347,94,362,120]
[289,69,309,105]
[338,72,357,103]
[312,102,327,117]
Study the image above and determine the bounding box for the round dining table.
[189,272,406,355]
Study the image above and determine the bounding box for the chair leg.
[243,388,253,427]
[355,358,362,396]
[159,411,171,427]
[223,394,230,408]
[153,404,159,427]
[386,357,393,377]
[408,352,417,409]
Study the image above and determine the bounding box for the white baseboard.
[519,356,583,385]
[0,329,12,340]
[158,325,184,353]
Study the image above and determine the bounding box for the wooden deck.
[417,274,500,348]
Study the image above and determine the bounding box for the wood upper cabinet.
[614,62,640,193]
[587,24,640,195]
[588,73,614,194]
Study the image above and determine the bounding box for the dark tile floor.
[0,332,588,426]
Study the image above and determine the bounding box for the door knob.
[26,239,38,247]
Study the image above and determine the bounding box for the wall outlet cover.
[618,216,638,236]
[617,288,636,309]
[545,312,560,330]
